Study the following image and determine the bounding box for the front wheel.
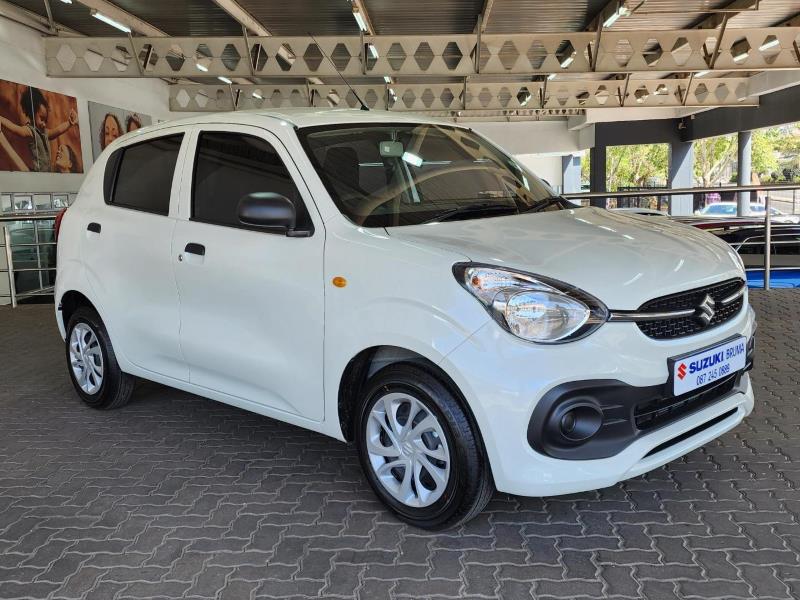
[355,363,494,530]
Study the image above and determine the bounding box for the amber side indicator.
[332,276,347,288]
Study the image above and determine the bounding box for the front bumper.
[440,303,756,497]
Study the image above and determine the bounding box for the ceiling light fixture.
[218,76,232,84]
[252,91,263,100]
[91,10,131,33]
[352,10,368,32]
[384,75,392,83]
[695,70,709,77]
[368,44,379,59]
[602,4,629,28]
[59,0,72,4]
[195,62,209,72]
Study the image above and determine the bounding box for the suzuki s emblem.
[677,363,687,380]
[695,294,716,326]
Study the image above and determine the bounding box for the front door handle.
[184,243,205,256]
[87,222,101,234]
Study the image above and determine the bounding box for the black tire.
[65,307,135,410]
[355,363,494,530]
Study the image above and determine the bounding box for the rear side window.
[192,131,311,231]
[110,134,183,215]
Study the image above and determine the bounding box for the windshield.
[299,123,571,227]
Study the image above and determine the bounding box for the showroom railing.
[0,191,74,308]
[563,183,800,291]
[1,185,799,306]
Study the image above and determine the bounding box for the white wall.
[0,16,171,194]
[470,120,592,191]
[514,154,564,189]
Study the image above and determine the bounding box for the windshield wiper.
[422,202,518,224]
[519,196,570,214]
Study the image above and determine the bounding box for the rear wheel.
[65,307,134,410]
[356,363,494,530]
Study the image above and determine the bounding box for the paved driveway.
[1,291,799,599]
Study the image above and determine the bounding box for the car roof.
[122,108,458,137]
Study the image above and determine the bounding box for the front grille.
[634,374,738,430]
[636,278,745,340]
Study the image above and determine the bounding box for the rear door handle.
[87,222,101,234]
[184,243,205,256]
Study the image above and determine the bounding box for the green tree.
[606,143,668,190]
[752,128,780,180]
[693,134,736,187]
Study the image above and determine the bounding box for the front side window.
[192,131,311,231]
[111,134,183,215]
[299,123,569,227]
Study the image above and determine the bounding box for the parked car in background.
[56,109,756,529]
[696,202,800,224]
[711,224,800,288]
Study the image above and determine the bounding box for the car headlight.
[453,263,609,344]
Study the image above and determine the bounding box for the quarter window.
[110,134,183,215]
[192,131,310,231]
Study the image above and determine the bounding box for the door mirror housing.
[238,192,299,235]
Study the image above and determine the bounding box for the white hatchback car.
[56,109,756,529]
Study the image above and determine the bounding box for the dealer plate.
[670,336,747,396]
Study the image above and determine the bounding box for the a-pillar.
[561,154,581,194]
[668,141,694,216]
[737,130,752,216]
[588,145,606,207]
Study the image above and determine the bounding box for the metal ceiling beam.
[0,0,80,36]
[210,0,270,36]
[43,27,800,78]
[168,77,758,113]
[477,0,495,34]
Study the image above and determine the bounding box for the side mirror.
[238,192,296,233]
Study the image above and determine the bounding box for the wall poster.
[88,101,152,160]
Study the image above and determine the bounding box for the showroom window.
[192,131,311,231]
[110,134,184,215]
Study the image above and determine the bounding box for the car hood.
[385,207,744,310]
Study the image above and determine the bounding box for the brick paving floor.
[0,291,799,599]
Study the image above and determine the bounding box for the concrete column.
[589,145,606,208]
[561,154,581,194]
[668,141,694,216]
[737,130,752,216]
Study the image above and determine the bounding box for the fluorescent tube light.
[352,10,368,32]
[695,70,709,77]
[559,55,574,68]
[218,76,232,84]
[384,76,392,83]
[91,10,131,33]
[369,44,379,59]
[603,11,620,28]
[547,73,556,80]
[252,92,263,100]
[60,0,72,4]
[196,62,209,72]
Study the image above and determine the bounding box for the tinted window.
[192,132,310,231]
[111,134,183,215]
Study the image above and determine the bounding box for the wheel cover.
[69,323,104,395]
[365,392,451,508]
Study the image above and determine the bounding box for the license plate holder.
[668,335,747,397]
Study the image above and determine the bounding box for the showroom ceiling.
[4,0,800,118]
